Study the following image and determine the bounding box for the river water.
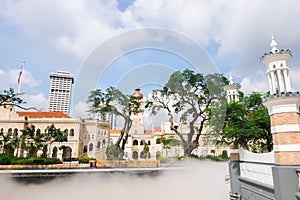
[0,160,230,200]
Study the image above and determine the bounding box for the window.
[148,140,151,145]
[83,145,88,153]
[133,139,138,145]
[140,140,145,145]
[70,129,74,136]
[102,139,106,147]
[89,143,93,151]
[97,141,101,149]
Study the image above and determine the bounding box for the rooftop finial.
[270,34,279,53]
[229,73,234,85]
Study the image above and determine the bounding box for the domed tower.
[130,87,144,135]
[262,35,300,165]
[224,73,241,103]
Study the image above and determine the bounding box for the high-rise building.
[48,71,74,114]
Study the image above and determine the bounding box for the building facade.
[48,71,74,114]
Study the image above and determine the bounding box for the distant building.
[0,105,110,161]
[48,71,74,114]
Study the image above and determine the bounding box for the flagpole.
[17,61,25,94]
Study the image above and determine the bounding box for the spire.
[270,34,279,53]
[229,73,234,85]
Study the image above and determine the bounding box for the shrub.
[78,157,96,163]
[0,153,16,165]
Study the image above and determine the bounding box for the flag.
[17,65,23,85]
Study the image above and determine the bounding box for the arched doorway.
[156,151,161,160]
[62,146,72,160]
[132,151,138,160]
[52,146,58,158]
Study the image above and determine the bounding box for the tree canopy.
[88,87,142,159]
[217,92,272,152]
[146,69,227,156]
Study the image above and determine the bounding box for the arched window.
[7,128,12,134]
[52,146,58,158]
[133,139,138,145]
[102,139,106,147]
[0,128,3,133]
[97,141,101,149]
[89,143,93,151]
[64,129,68,136]
[148,152,151,159]
[148,140,151,145]
[140,140,145,145]
[132,151,138,160]
[140,152,145,159]
[83,145,88,153]
[13,128,18,137]
[70,128,74,136]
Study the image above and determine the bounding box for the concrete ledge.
[95,160,160,168]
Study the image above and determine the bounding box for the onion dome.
[132,87,143,98]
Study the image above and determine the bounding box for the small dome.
[132,87,143,98]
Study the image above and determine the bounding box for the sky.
[1,0,300,118]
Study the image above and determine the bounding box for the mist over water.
[0,160,229,200]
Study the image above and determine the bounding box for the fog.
[0,160,229,200]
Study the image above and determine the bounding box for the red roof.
[154,127,161,132]
[110,130,122,134]
[17,112,71,118]
[144,130,152,134]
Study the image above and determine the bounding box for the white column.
[277,70,285,93]
[267,73,273,94]
[270,71,277,94]
[283,69,292,92]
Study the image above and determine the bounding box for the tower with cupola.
[130,87,145,135]
[262,35,300,165]
[224,73,241,102]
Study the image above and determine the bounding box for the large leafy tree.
[88,87,142,159]
[218,92,272,152]
[146,69,227,156]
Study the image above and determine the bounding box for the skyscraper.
[48,71,74,114]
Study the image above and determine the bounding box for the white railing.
[239,148,275,186]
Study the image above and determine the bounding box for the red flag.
[17,65,23,85]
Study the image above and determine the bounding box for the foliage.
[218,92,272,152]
[88,87,142,150]
[142,143,149,158]
[160,136,182,148]
[146,69,227,156]
[0,88,24,109]
[77,157,96,163]
[0,124,68,158]
[0,154,61,165]
[105,145,124,160]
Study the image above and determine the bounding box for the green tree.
[146,69,227,156]
[218,92,272,152]
[88,87,142,159]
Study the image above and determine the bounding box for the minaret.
[260,35,292,95]
[262,35,300,165]
[224,73,241,103]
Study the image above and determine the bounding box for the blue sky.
[1,0,300,117]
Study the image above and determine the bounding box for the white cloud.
[17,93,48,111]
[73,101,90,118]
[240,70,268,95]
[0,68,41,90]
